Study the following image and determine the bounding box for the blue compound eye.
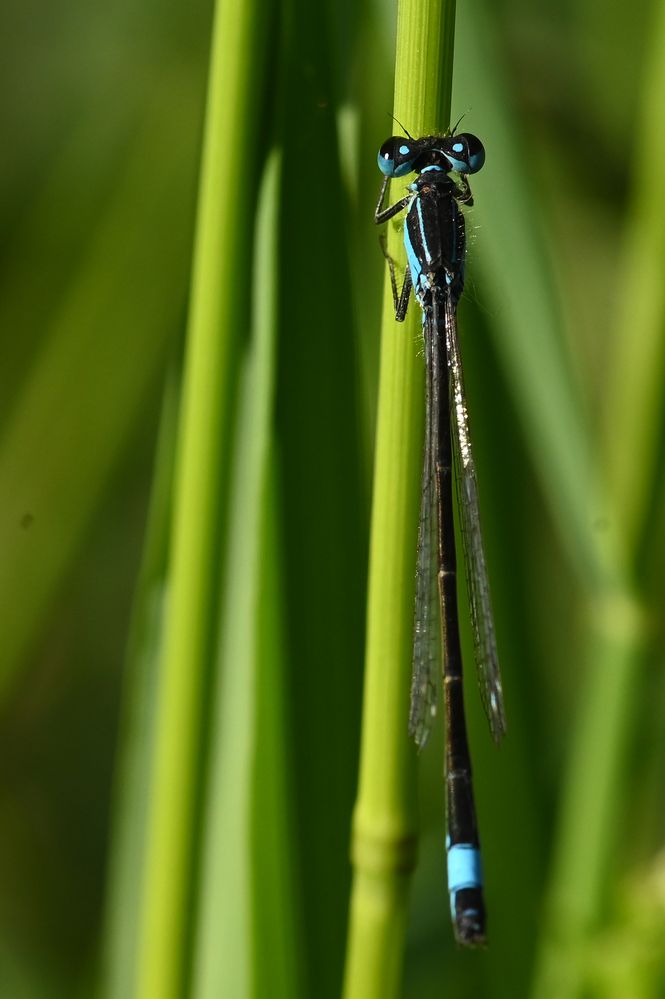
[445,133,485,174]
[462,134,485,174]
[377,136,416,178]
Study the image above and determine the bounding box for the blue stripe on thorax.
[415,198,432,266]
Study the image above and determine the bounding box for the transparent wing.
[409,317,441,749]
[444,297,507,743]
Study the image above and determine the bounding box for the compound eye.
[377,136,416,178]
[453,133,485,174]
[462,133,485,173]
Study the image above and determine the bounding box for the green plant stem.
[133,0,269,993]
[343,1,456,996]
[190,149,293,998]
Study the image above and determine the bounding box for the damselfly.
[375,128,506,946]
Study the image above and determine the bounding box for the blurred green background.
[1,0,665,995]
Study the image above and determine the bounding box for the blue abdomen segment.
[447,843,483,920]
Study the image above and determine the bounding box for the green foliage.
[1,0,665,995]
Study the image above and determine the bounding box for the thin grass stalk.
[190,149,294,998]
[343,1,456,996]
[133,0,270,993]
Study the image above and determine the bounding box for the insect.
[375,127,506,946]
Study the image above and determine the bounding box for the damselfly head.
[377,132,485,179]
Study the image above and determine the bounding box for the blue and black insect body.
[375,129,505,947]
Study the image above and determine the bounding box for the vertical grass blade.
[190,148,302,998]
[133,0,272,992]
[343,1,456,996]
[275,3,367,991]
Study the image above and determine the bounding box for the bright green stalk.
[343,1,456,997]
[133,0,270,993]
[190,149,299,998]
